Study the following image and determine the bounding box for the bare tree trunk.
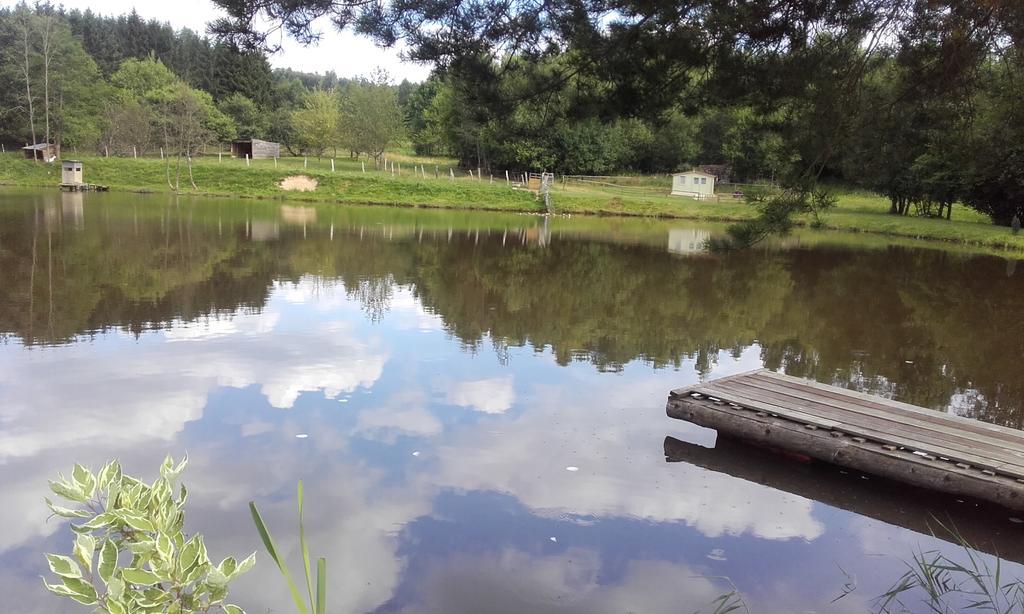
[20,12,38,160]
[42,11,53,149]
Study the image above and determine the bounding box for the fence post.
[505,170,509,184]
[477,167,482,181]
[331,158,335,172]
[274,157,277,168]
[435,165,439,179]
[160,147,164,159]
[133,146,137,159]
[246,154,250,167]
[450,168,454,181]
[468,169,473,180]
[304,157,308,169]
[105,146,108,157]
[490,174,493,183]
[362,161,366,173]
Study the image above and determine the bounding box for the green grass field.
[2,152,1022,252]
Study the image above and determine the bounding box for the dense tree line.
[2,1,1023,224]
[0,4,405,166]
[210,0,1024,224]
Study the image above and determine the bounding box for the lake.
[2,189,1023,613]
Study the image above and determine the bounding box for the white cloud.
[445,377,516,414]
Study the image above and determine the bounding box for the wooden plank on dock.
[667,370,1024,511]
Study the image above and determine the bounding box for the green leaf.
[46,553,83,579]
[43,577,97,605]
[233,552,256,579]
[127,540,156,555]
[49,478,88,503]
[76,511,116,530]
[207,567,229,588]
[98,539,118,584]
[121,568,161,586]
[97,460,122,490]
[107,576,125,600]
[179,537,200,572]
[74,533,96,573]
[44,497,90,518]
[223,605,245,614]
[73,464,97,498]
[61,577,98,604]
[183,560,209,584]
[250,501,309,614]
[156,532,174,562]
[217,556,237,578]
[106,599,126,614]
[315,557,326,614]
[118,511,156,533]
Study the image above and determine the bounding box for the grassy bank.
[2,152,1023,252]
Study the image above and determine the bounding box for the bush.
[43,456,254,613]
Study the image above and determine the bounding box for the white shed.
[671,171,716,199]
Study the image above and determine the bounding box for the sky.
[12,0,434,83]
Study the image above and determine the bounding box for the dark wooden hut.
[231,139,280,159]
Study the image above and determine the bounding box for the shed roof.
[22,143,54,150]
[673,170,716,178]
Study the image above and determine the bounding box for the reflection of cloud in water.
[446,377,516,414]
[0,282,386,557]
[393,547,731,614]
[426,379,824,541]
[355,389,444,442]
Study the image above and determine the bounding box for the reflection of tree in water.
[2,197,1024,426]
[349,275,396,323]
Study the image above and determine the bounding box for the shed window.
[693,177,699,185]
[700,177,707,185]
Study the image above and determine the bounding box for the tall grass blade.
[249,501,309,614]
[298,481,315,610]
[315,557,327,614]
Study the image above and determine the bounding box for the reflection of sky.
[1,276,1021,613]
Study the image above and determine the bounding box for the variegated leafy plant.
[43,455,255,614]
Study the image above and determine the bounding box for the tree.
[340,73,404,165]
[290,88,340,157]
[218,92,268,139]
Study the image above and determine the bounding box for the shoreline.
[2,155,1023,254]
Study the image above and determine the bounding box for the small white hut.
[61,160,84,185]
[671,171,716,199]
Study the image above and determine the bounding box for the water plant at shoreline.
[249,481,327,614]
[43,456,254,613]
[875,522,1024,613]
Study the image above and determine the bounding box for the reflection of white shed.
[668,228,711,254]
[671,171,716,199]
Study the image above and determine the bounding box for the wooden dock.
[667,369,1024,511]
[59,183,108,192]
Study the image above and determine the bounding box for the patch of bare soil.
[279,175,318,192]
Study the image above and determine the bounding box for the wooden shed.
[23,143,58,162]
[61,160,84,185]
[231,139,280,159]
[671,170,716,199]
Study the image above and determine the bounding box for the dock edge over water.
[666,369,1024,511]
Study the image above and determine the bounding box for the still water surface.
[1,189,1023,612]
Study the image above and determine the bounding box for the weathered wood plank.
[666,395,1024,511]
[756,371,1024,446]
[687,381,1024,476]
[710,378,1024,471]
